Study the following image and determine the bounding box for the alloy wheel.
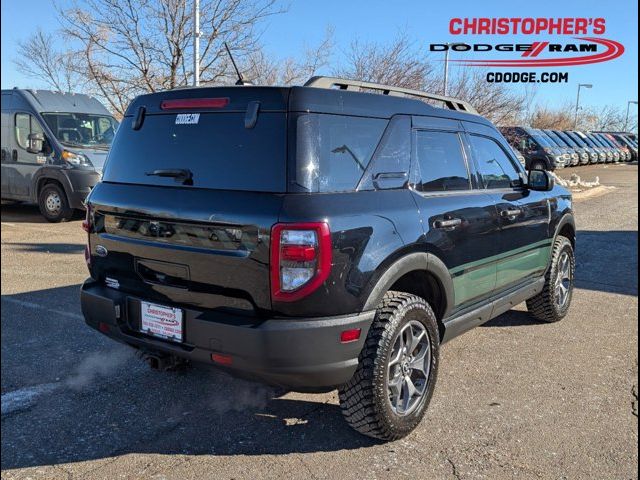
[387,320,431,416]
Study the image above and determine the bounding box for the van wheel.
[38,183,73,222]
[338,291,439,441]
[526,235,575,323]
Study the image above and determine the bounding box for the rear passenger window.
[413,130,470,192]
[469,135,520,189]
[295,114,387,192]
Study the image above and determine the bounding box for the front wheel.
[526,235,575,322]
[339,292,440,441]
[38,183,74,223]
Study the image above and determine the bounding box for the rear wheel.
[338,291,439,441]
[38,183,74,222]
[526,235,575,323]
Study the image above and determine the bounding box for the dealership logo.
[431,37,624,67]
[436,18,625,69]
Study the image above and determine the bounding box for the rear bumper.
[80,280,374,390]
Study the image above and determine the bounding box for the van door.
[11,112,47,200]
[1,107,13,198]
[410,117,500,312]
[465,128,551,295]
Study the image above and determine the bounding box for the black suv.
[81,77,576,440]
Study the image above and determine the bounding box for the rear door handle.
[434,218,462,229]
[500,208,522,218]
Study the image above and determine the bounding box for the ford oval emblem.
[95,245,108,257]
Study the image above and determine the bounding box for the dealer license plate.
[140,301,183,343]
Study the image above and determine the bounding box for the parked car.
[1,88,118,221]
[611,133,639,161]
[555,130,591,165]
[586,132,615,162]
[542,130,580,166]
[80,77,576,441]
[499,126,567,170]
[574,131,607,163]
[594,133,622,162]
[564,131,599,164]
[602,133,632,161]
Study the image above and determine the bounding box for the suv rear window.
[102,112,286,192]
[294,114,387,192]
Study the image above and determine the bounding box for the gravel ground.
[1,163,637,480]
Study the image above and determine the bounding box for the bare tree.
[332,34,440,92]
[581,104,636,131]
[15,29,85,93]
[446,68,527,125]
[529,103,575,130]
[244,27,334,86]
[45,0,284,115]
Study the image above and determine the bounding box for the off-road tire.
[338,291,439,441]
[38,183,74,222]
[526,235,575,323]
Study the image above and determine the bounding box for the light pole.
[193,0,200,86]
[624,100,638,132]
[574,83,592,129]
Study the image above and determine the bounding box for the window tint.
[469,135,520,189]
[358,116,410,190]
[103,112,287,192]
[15,113,44,152]
[413,130,470,192]
[295,114,387,192]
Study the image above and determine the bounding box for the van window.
[413,130,470,192]
[469,135,520,189]
[15,113,44,151]
[102,112,287,192]
[42,113,118,149]
[295,114,387,192]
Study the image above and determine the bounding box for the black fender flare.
[31,167,74,204]
[363,252,455,317]
[553,212,576,246]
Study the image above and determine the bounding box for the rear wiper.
[332,145,366,171]
[145,168,193,185]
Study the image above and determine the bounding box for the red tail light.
[160,97,229,110]
[211,353,233,365]
[270,222,331,302]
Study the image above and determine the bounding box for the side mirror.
[27,133,45,154]
[527,169,555,192]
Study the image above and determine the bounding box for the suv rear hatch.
[87,87,289,316]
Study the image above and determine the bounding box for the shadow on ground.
[575,230,637,296]
[1,285,376,470]
[6,242,85,254]
[1,229,637,469]
[1,204,83,223]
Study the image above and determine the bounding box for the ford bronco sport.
[81,77,576,440]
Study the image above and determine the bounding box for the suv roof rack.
[304,76,478,115]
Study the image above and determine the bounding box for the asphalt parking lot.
[1,163,638,480]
